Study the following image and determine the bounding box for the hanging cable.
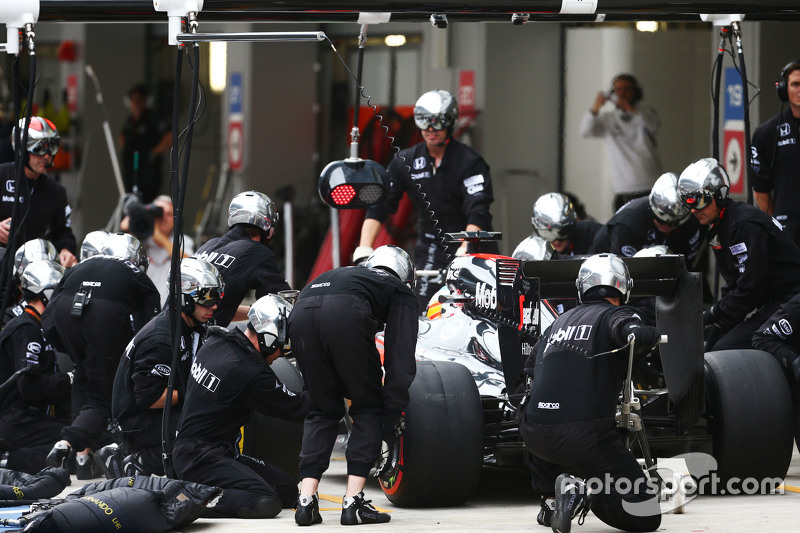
[323,34,451,264]
[162,11,202,476]
[0,25,37,316]
[731,21,754,206]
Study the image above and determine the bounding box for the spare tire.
[704,349,793,485]
[379,360,483,507]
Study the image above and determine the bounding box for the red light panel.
[331,184,357,205]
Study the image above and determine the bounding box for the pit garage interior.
[2,2,798,286]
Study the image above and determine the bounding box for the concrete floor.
[43,445,800,532]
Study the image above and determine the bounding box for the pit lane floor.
[55,446,800,532]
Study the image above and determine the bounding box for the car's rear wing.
[520,255,705,433]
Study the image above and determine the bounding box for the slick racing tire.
[379,360,483,507]
[704,349,793,486]
[241,357,305,482]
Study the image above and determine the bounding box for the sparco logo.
[474,281,497,310]
[538,402,560,410]
[191,360,220,392]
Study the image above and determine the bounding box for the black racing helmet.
[649,172,692,226]
[414,90,459,133]
[678,158,730,211]
[576,253,633,304]
[247,294,293,354]
[532,192,576,243]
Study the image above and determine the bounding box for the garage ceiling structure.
[24,0,800,24]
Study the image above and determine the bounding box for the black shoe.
[75,452,100,480]
[95,444,125,479]
[123,452,146,477]
[295,494,323,526]
[46,442,72,468]
[551,474,592,533]
[538,497,555,527]
[341,492,390,525]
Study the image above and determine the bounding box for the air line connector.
[153,0,205,46]
[0,0,39,55]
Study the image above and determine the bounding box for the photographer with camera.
[121,194,194,306]
[580,74,662,212]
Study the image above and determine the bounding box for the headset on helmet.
[677,158,730,212]
[101,233,149,271]
[20,260,65,305]
[228,191,279,233]
[178,257,225,314]
[649,172,691,226]
[512,235,552,262]
[15,116,61,157]
[364,244,415,289]
[576,253,633,304]
[80,230,110,262]
[611,74,643,104]
[776,60,800,103]
[248,294,293,354]
[414,90,459,133]
[532,192,576,243]
[14,239,57,278]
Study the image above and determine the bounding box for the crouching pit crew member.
[291,244,418,526]
[172,294,310,519]
[105,258,224,478]
[0,261,70,473]
[520,254,662,533]
[42,232,160,478]
[678,158,800,351]
[531,192,601,259]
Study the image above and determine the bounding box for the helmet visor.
[680,190,713,211]
[193,286,224,307]
[29,137,60,157]
[414,112,449,131]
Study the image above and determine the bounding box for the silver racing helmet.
[14,239,57,278]
[576,253,633,304]
[80,230,110,262]
[228,191,279,233]
[677,158,730,211]
[17,116,60,157]
[179,257,225,312]
[101,233,149,271]
[649,172,691,226]
[414,90,459,132]
[364,244,415,289]
[512,235,552,262]
[20,260,65,305]
[532,192,576,243]
[248,294,293,354]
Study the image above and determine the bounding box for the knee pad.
[236,496,282,519]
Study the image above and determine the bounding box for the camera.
[124,194,164,241]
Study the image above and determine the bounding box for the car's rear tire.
[379,360,483,507]
[704,349,793,485]
[242,357,305,482]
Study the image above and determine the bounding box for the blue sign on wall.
[724,67,744,122]
[229,72,243,116]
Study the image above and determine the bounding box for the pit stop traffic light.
[318,158,389,209]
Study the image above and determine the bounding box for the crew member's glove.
[370,414,405,478]
[702,306,717,328]
[627,325,661,354]
[353,246,373,265]
[280,341,293,359]
[790,356,800,383]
